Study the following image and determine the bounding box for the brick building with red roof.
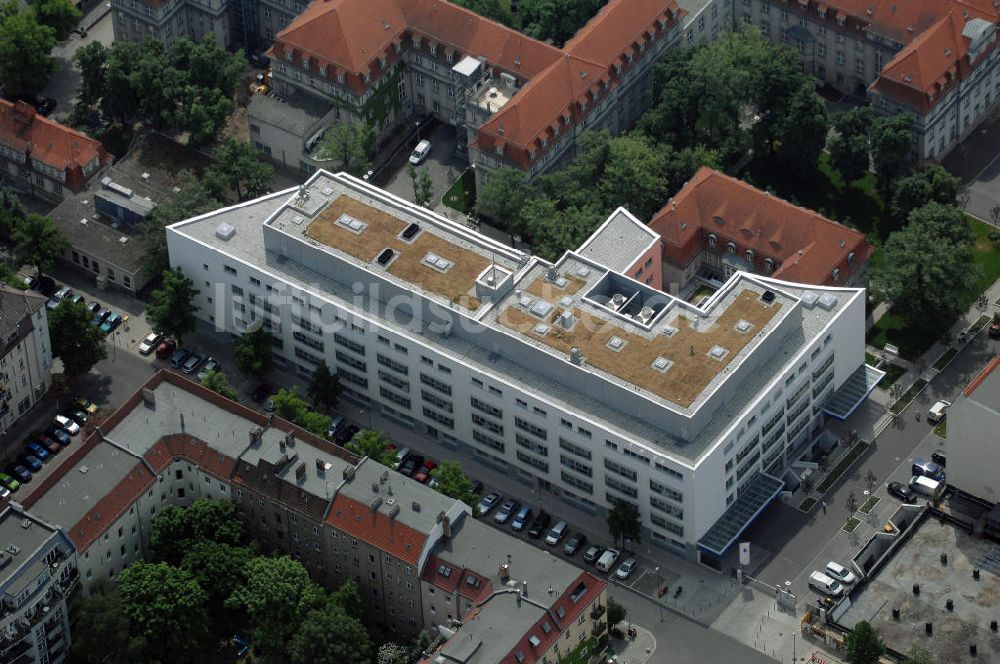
[250,0,684,186]
[649,167,872,291]
[0,99,111,203]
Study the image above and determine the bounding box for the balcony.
[590,604,606,621]
[591,621,607,637]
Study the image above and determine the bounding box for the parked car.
[85,301,101,315]
[170,348,191,368]
[927,400,951,424]
[181,353,204,374]
[68,294,85,306]
[63,410,88,426]
[563,532,587,556]
[615,558,638,580]
[196,358,220,381]
[887,481,915,503]
[53,414,80,436]
[912,458,945,481]
[99,312,123,335]
[46,286,73,311]
[156,339,178,360]
[990,319,1000,339]
[412,461,437,484]
[26,441,50,461]
[45,427,71,447]
[91,307,110,327]
[0,487,10,500]
[545,521,568,546]
[493,499,519,525]
[583,545,603,564]
[931,449,947,467]
[527,513,551,539]
[409,139,432,165]
[73,397,98,414]
[397,454,424,477]
[510,505,533,532]
[6,465,30,484]
[325,415,345,440]
[336,424,360,445]
[596,548,621,573]
[138,332,163,355]
[477,492,502,516]
[825,561,857,585]
[391,446,410,469]
[0,473,19,491]
[38,438,61,455]
[18,455,42,472]
[808,571,843,598]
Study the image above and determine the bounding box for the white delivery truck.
[909,475,944,499]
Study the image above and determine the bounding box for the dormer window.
[745,249,754,262]
[285,49,293,62]
[337,72,345,84]
[847,251,855,265]
[727,241,737,255]
[319,65,327,77]
[380,56,387,68]
[446,51,454,63]
[302,56,310,69]
[707,233,717,248]
[832,268,840,282]
[764,258,774,272]
[430,44,437,55]
[495,144,504,155]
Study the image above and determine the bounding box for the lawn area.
[932,347,958,371]
[933,419,947,439]
[878,362,906,389]
[441,168,476,214]
[866,310,937,360]
[969,219,1000,296]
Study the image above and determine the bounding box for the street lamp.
[415,120,422,142]
[654,566,664,622]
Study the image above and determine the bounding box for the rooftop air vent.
[336,213,367,233]
[800,290,819,308]
[817,293,838,311]
[606,336,626,351]
[661,325,677,337]
[291,214,305,225]
[634,306,655,325]
[734,319,752,333]
[215,222,236,241]
[422,252,452,272]
[651,356,672,373]
[708,345,728,360]
[532,323,550,335]
[557,310,574,329]
[529,300,554,318]
[402,222,421,240]
[761,290,776,304]
[321,186,334,196]
[569,347,584,365]
[376,248,395,266]
[576,267,591,278]
[610,293,627,311]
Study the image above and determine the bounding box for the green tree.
[290,602,373,664]
[607,597,627,627]
[317,122,374,176]
[901,645,935,664]
[70,579,140,664]
[474,168,531,235]
[607,499,641,549]
[872,113,913,194]
[32,0,81,39]
[408,164,434,207]
[597,134,671,221]
[378,643,411,664]
[227,556,327,662]
[889,164,959,229]
[48,299,108,376]
[776,82,828,173]
[74,41,108,109]
[180,540,255,631]
[518,0,603,45]
[234,326,274,379]
[147,267,200,344]
[0,263,28,290]
[139,171,223,277]
[844,621,886,664]
[118,562,209,662]
[429,461,478,507]
[519,197,603,262]
[200,369,238,400]
[346,429,396,466]
[270,386,331,436]
[208,137,274,201]
[828,107,874,183]
[149,499,245,565]
[307,362,342,413]
[170,34,244,97]
[0,186,26,241]
[0,10,56,98]
[329,579,364,621]
[13,214,68,277]
[874,203,977,332]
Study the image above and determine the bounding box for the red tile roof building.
[745,0,1000,160]
[256,0,684,185]
[0,99,111,203]
[649,167,872,289]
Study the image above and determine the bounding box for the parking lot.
[381,123,467,210]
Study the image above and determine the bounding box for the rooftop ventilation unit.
[291,214,305,225]
[532,323,549,335]
[402,223,421,240]
[558,310,574,329]
[606,336,626,351]
[376,248,395,265]
[529,300,554,318]
[336,213,366,233]
[708,345,728,360]
[800,290,819,308]
[661,325,677,337]
[735,319,752,333]
[422,252,452,271]
[651,356,671,372]
[817,293,838,311]
[321,186,334,196]
[610,293,627,311]
[500,72,517,87]
[569,347,584,365]
[576,266,591,278]
[634,306,655,325]
[761,290,776,304]
[215,222,236,241]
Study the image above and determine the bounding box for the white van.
[595,548,620,573]
[409,140,432,164]
[544,521,568,546]
[910,475,944,498]
[808,571,843,597]
[927,400,950,423]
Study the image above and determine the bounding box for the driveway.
[381,123,467,207]
[41,3,115,124]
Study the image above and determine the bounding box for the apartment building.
[251,0,684,185]
[0,287,52,435]
[947,355,1000,503]
[110,0,232,49]
[0,100,111,204]
[0,508,77,664]
[167,171,880,566]
[649,167,872,292]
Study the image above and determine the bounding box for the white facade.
[0,289,51,434]
[948,358,1000,503]
[167,171,869,561]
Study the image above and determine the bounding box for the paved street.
[382,123,467,210]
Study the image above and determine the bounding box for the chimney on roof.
[370,496,383,512]
[499,561,510,582]
[295,462,306,482]
[521,579,527,597]
[343,465,356,480]
[315,458,326,475]
[180,413,185,433]
[284,430,295,447]
[249,426,263,445]
[279,439,286,454]
[437,511,452,539]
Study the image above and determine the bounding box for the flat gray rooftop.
[0,509,58,591]
[841,518,1000,662]
[575,208,657,274]
[249,91,331,137]
[435,591,545,664]
[966,360,1000,413]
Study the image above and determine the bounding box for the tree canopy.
[210,137,275,201]
[13,214,68,277]
[147,267,200,344]
[874,203,978,332]
[139,170,224,277]
[307,363,342,413]
[200,369,239,400]
[70,579,137,664]
[149,498,245,566]
[451,0,602,46]
[289,603,373,664]
[430,461,479,508]
[871,113,914,193]
[271,386,331,436]
[474,168,529,235]
[234,326,274,379]
[32,0,81,39]
[607,499,642,549]
[346,429,397,466]
[48,299,108,377]
[0,10,56,99]
[844,621,887,664]
[317,122,374,176]
[828,106,875,183]
[889,164,959,230]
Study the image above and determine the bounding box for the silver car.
[493,499,519,524]
[54,415,80,436]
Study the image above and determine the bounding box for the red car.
[990,320,1000,339]
[412,460,438,484]
[155,339,177,360]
